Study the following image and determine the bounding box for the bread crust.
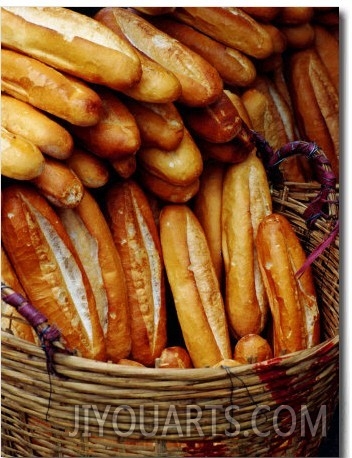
[160,205,232,368]
[1,184,106,360]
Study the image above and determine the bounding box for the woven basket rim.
[1,329,339,378]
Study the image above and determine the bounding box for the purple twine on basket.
[1,283,73,375]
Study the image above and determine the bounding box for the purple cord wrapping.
[1,284,73,375]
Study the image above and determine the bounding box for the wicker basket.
[1,181,339,458]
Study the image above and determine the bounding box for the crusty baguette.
[160,204,232,368]
[105,180,167,366]
[1,184,106,360]
[1,49,102,127]
[31,157,84,208]
[137,129,203,187]
[123,99,185,151]
[313,24,339,94]
[66,148,110,189]
[1,95,74,160]
[58,190,131,362]
[138,168,200,204]
[197,137,254,165]
[224,89,253,128]
[1,127,45,181]
[221,153,272,338]
[279,23,315,49]
[69,87,141,160]
[171,7,274,59]
[111,155,137,179]
[180,91,242,144]
[95,7,223,107]
[193,161,225,285]
[87,9,181,104]
[150,16,256,87]
[287,48,339,179]
[1,247,37,344]
[256,213,320,356]
[1,6,142,91]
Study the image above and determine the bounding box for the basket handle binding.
[1,282,74,375]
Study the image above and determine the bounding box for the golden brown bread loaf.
[66,148,110,189]
[1,247,36,344]
[31,157,84,208]
[95,7,223,106]
[105,180,167,366]
[313,24,339,93]
[1,95,74,160]
[58,190,131,362]
[150,16,257,87]
[279,23,315,49]
[287,48,339,179]
[1,49,102,127]
[221,153,272,338]
[193,161,225,285]
[160,204,232,368]
[1,184,106,360]
[1,127,45,181]
[138,168,200,204]
[123,99,185,151]
[69,87,141,160]
[171,7,274,59]
[180,91,243,144]
[137,129,203,187]
[111,155,137,179]
[1,6,142,91]
[256,213,321,356]
[233,334,273,364]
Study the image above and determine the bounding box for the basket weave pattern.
[1,183,339,458]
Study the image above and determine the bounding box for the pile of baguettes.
[1,7,338,369]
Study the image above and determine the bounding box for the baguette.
[1,49,102,127]
[256,213,320,356]
[313,24,339,93]
[287,48,339,179]
[150,16,256,87]
[172,7,274,59]
[279,23,315,49]
[1,127,45,181]
[193,161,225,285]
[1,95,74,160]
[111,155,137,179]
[1,6,142,91]
[95,7,223,107]
[123,99,185,151]
[1,247,36,343]
[58,190,131,362]
[69,87,141,160]
[105,180,167,366]
[221,154,272,338]
[137,129,203,187]
[138,168,200,204]
[66,148,110,189]
[31,157,84,208]
[180,91,242,144]
[1,184,106,360]
[160,204,232,368]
